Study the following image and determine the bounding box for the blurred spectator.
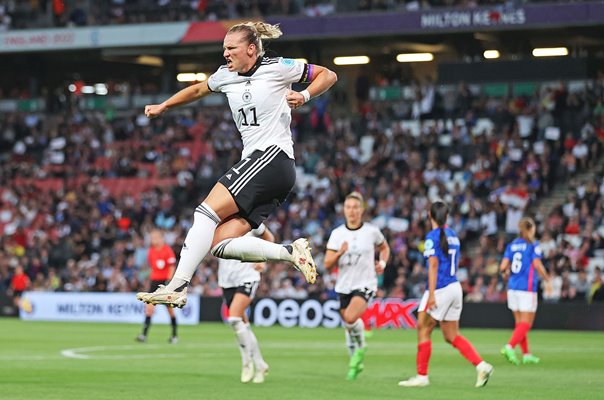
[572,270,590,301]
[465,276,485,302]
[589,267,603,304]
[0,4,11,32]
[542,270,562,302]
[10,265,30,307]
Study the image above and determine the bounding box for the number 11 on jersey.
[238,107,260,126]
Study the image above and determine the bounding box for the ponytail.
[439,226,449,254]
[227,21,283,57]
[252,22,283,40]
[430,201,450,255]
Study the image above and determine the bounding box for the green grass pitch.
[0,319,602,400]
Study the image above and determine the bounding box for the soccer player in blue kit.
[499,217,549,365]
[399,201,494,388]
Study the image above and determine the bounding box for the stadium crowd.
[1,72,604,305]
[1,0,571,31]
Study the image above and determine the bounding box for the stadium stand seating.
[2,70,604,303]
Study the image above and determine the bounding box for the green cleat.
[522,354,540,365]
[346,347,366,380]
[500,346,520,365]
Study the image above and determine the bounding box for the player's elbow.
[327,69,338,86]
[193,82,208,98]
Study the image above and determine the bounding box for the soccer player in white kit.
[219,223,273,384]
[324,192,390,380]
[398,201,493,388]
[137,22,337,307]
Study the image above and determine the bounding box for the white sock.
[228,317,252,366]
[246,322,266,368]
[345,319,366,349]
[212,236,291,262]
[344,329,356,356]
[476,361,490,371]
[166,203,220,291]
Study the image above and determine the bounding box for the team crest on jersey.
[242,91,252,103]
[534,245,542,256]
[281,58,295,66]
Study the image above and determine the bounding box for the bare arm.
[375,240,390,274]
[324,241,348,270]
[499,257,511,281]
[145,81,212,118]
[533,258,549,280]
[499,258,510,274]
[427,256,438,310]
[286,64,338,109]
[304,65,338,99]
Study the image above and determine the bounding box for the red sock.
[508,322,530,348]
[451,335,483,366]
[417,340,432,376]
[520,334,530,354]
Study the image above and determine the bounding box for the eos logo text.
[252,299,340,328]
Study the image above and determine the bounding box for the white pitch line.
[61,349,89,359]
[0,355,60,361]
[60,344,184,360]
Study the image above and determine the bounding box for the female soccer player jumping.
[399,201,494,388]
[137,22,337,307]
[499,217,549,365]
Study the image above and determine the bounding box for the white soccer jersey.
[208,57,310,159]
[326,223,386,294]
[218,224,266,288]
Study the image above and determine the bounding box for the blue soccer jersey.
[503,238,543,292]
[423,227,461,289]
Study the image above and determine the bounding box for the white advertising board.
[19,292,199,325]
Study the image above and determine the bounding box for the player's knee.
[446,334,460,345]
[341,313,357,325]
[227,316,244,330]
[417,326,431,339]
[228,307,244,319]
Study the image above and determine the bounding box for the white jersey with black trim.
[208,57,308,159]
[218,224,266,288]
[326,223,386,294]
